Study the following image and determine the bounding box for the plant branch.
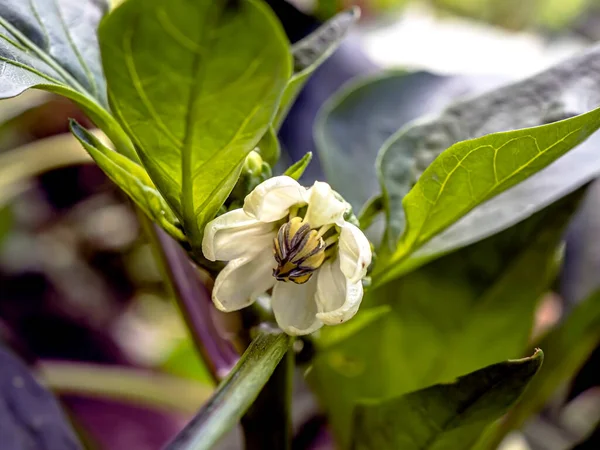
[163,328,292,450]
[142,222,239,382]
[241,345,293,450]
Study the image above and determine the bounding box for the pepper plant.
[1,0,600,449]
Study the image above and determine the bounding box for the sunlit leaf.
[100,0,292,248]
[377,45,600,275]
[352,351,543,450]
[376,106,600,284]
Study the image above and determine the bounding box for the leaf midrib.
[181,2,219,241]
[395,124,586,263]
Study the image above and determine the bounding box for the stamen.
[316,223,334,238]
[324,235,338,247]
[272,217,326,284]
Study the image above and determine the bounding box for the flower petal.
[315,258,363,325]
[304,181,347,228]
[202,209,275,261]
[243,176,307,222]
[212,249,276,312]
[338,222,372,283]
[271,277,323,335]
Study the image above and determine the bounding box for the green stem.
[241,345,293,450]
[164,329,292,450]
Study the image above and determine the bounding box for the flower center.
[272,217,328,284]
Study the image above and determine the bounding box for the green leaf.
[274,7,359,128]
[70,120,185,242]
[0,0,107,104]
[475,289,600,450]
[283,152,312,180]
[358,194,384,230]
[0,0,138,161]
[309,190,582,447]
[100,0,292,247]
[257,127,280,166]
[376,106,600,284]
[377,45,600,274]
[165,329,292,450]
[351,350,544,450]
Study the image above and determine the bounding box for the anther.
[272,217,326,284]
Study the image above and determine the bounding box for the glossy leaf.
[476,289,600,449]
[100,0,292,247]
[0,0,138,160]
[70,120,185,242]
[0,0,107,103]
[314,71,501,210]
[352,351,543,450]
[274,7,359,128]
[0,345,82,450]
[376,106,600,284]
[309,190,581,447]
[283,152,312,180]
[378,45,600,271]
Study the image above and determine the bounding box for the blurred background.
[1,0,600,449]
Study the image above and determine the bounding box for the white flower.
[202,175,372,336]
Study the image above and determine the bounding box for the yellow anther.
[273,217,326,284]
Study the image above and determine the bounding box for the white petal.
[243,176,307,222]
[304,181,347,228]
[212,249,276,312]
[315,258,363,325]
[271,277,323,336]
[202,209,275,261]
[338,222,372,283]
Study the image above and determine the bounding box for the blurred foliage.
[161,339,214,386]
[314,0,598,30]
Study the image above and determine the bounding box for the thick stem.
[163,329,292,450]
[143,221,238,382]
[241,345,293,450]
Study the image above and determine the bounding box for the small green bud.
[244,150,263,177]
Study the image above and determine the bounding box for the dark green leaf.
[309,190,582,447]
[0,0,107,104]
[0,0,138,161]
[70,120,185,242]
[378,45,600,272]
[376,106,600,284]
[475,289,600,450]
[274,7,358,128]
[100,0,292,247]
[352,350,543,450]
[283,152,312,180]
